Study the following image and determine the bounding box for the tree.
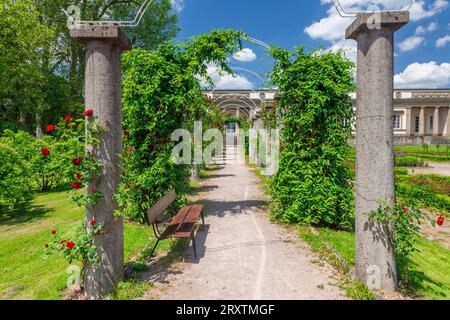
[0,0,179,135]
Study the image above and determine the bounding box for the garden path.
[408,161,450,177]
[144,146,346,300]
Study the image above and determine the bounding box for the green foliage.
[269,46,355,230]
[0,143,34,210]
[368,204,435,259]
[396,181,450,212]
[116,30,244,222]
[395,155,426,167]
[45,220,102,268]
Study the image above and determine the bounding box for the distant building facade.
[206,89,450,145]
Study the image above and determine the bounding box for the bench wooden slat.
[146,190,176,224]
[159,205,192,239]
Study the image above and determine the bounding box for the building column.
[346,11,409,291]
[70,26,132,299]
[405,108,412,136]
[419,107,425,137]
[447,107,450,136]
[433,107,440,136]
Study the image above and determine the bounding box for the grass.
[298,227,375,300]
[303,227,450,300]
[0,190,174,300]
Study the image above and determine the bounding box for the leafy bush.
[395,155,426,167]
[268,47,355,230]
[0,143,34,210]
[396,182,450,212]
[116,30,244,222]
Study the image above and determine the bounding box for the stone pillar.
[419,107,425,137]
[405,108,412,136]
[433,107,440,136]
[70,26,132,299]
[346,12,408,291]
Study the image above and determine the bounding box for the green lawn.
[0,190,162,300]
[311,227,450,300]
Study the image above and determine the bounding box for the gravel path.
[144,146,346,300]
[407,161,450,176]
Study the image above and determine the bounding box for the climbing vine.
[115,30,245,223]
[269,46,355,230]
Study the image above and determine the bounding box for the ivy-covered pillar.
[346,12,408,291]
[70,26,132,299]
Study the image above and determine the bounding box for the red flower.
[437,215,445,226]
[72,157,82,166]
[403,207,407,214]
[75,173,82,180]
[84,109,94,117]
[51,230,57,235]
[41,147,50,157]
[71,182,82,189]
[45,124,55,133]
[124,130,130,138]
[89,219,96,226]
[66,241,75,250]
[65,116,72,122]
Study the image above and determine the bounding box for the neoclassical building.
[205,88,450,145]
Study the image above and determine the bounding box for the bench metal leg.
[191,231,197,258]
[150,239,160,258]
[201,210,205,231]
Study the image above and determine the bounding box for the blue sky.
[170,0,450,89]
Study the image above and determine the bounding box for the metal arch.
[64,0,155,27]
[220,106,251,118]
[212,93,260,110]
[215,99,254,117]
[330,0,416,18]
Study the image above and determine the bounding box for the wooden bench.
[146,190,205,258]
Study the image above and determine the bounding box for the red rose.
[84,109,94,117]
[75,173,82,180]
[45,124,55,133]
[437,215,445,226]
[65,116,72,122]
[51,230,56,235]
[72,157,82,166]
[89,219,95,226]
[41,147,50,157]
[66,241,75,250]
[403,207,407,214]
[71,182,82,189]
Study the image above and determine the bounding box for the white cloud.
[436,35,450,47]
[409,0,448,21]
[394,61,450,88]
[198,63,254,90]
[170,0,184,12]
[416,22,438,34]
[233,48,257,62]
[304,7,351,42]
[398,36,425,52]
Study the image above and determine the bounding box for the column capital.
[70,25,132,51]
[346,11,409,40]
